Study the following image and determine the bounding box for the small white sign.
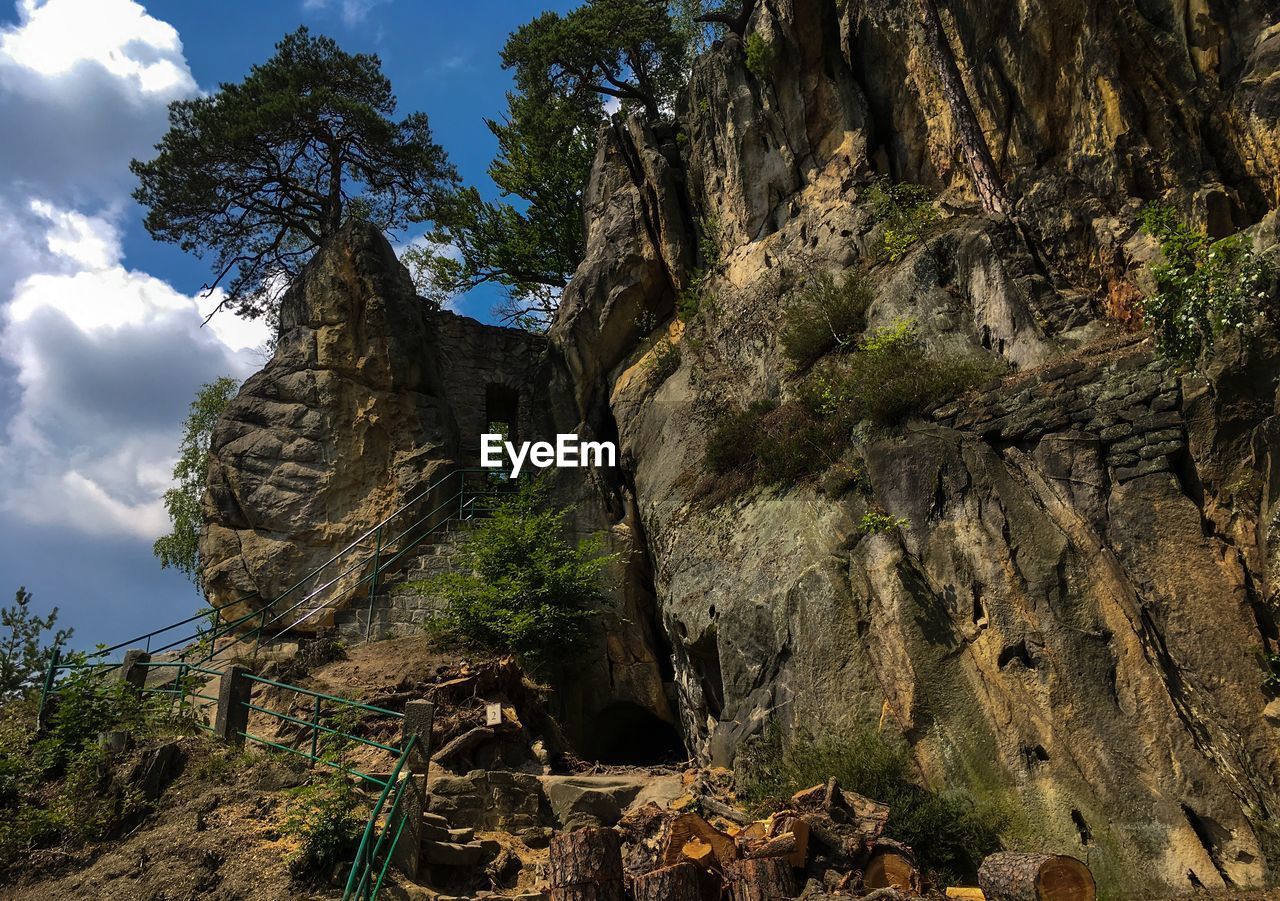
[486,703,503,727]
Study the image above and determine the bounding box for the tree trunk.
[726,856,797,900]
[978,852,1096,901]
[863,840,918,893]
[549,827,626,901]
[633,862,703,901]
[914,0,1012,216]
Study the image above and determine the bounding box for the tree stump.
[978,852,1096,901]
[726,856,797,900]
[633,862,703,901]
[549,827,626,901]
[863,839,918,893]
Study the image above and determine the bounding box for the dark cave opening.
[582,701,685,766]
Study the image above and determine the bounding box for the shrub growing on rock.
[800,319,998,427]
[417,479,611,673]
[1139,202,1275,362]
[867,177,938,262]
[282,774,366,882]
[744,33,777,79]
[780,269,874,370]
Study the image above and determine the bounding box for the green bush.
[860,509,907,535]
[416,479,612,674]
[1139,203,1274,362]
[736,725,1008,883]
[282,774,366,881]
[800,319,998,427]
[867,177,938,262]
[744,33,777,79]
[704,399,779,475]
[649,337,682,383]
[780,270,874,370]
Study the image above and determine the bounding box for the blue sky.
[0,0,572,652]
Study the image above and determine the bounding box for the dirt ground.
[1,739,348,901]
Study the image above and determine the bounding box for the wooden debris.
[632,861,702,901]
[789,777,890,859]
[682,837,716,865]
[548,826,626,901]
[726,855,798,900]
[945,889,987,900]
[978,852,1095,901]
[864,838,919,893]
[662,812,740,870]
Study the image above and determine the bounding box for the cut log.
[662,812,739,869]
[633,862,703,901]
[772,815,809,868]
[790,778,889,858]
[683,837,715,865]
[945,889,987,900]
[726,856,797,900]
[740,831,798,860]
[864,840,918,893]
[549,826,625,898]
[978,853,1095,901]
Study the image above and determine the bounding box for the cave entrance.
[583,702,685,766]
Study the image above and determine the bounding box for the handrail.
[343,732,420,900]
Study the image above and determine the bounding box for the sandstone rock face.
[547,0,1280,895]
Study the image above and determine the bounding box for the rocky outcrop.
[545,0,1280,895]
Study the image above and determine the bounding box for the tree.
[419,92,598,328]
[131,27,457,320]
[913,0,1012,215]
[503,0,688,121]
[154,377,240,588]
[421,479,613,674]
[426,0,686,328]
[0,587,71,698]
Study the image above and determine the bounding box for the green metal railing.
[343,732,422,900]
[135,660,222,733]
[237,673,405,786]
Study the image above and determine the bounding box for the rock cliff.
[549,0,1280,894]
[200,1,1280,894]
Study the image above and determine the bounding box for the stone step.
[421,840,486,867]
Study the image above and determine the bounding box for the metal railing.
[343,732,422,900]
[41,467,516,693]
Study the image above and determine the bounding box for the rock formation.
[201,1,1280,894]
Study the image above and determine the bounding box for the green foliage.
[744,32,777,79]
[799,319,999,427]
[703,320,996,499]
[0,668,199,868]
[867,177,938,262]
[0,587,70,699]
[677,212,724,322]
[503,0,688,121]
[416,479,612,674]
[154,377,239,588]
[779,270,874,370]
[282,774,366,881]
[1139,203,1275,362]
[860,509,908,535]
[648,337,682,383]
[1265,653,1280,691]
[131,27,457,319]
[737,725,1008,883]
[425,92,596,329]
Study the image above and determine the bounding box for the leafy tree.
[416,93,596,328]
[153,378,240,588]
[503,0,688,121]
[0,588,71,699]
[132,27,457,319]
[416,479,612,673]
[427,0,687,327]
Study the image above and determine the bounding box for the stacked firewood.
[553,776,1095,900]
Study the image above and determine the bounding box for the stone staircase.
[332,525,472,642]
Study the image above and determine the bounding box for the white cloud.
[302,0,390,27]
[2,0,194,94]
[0,1,271,544]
